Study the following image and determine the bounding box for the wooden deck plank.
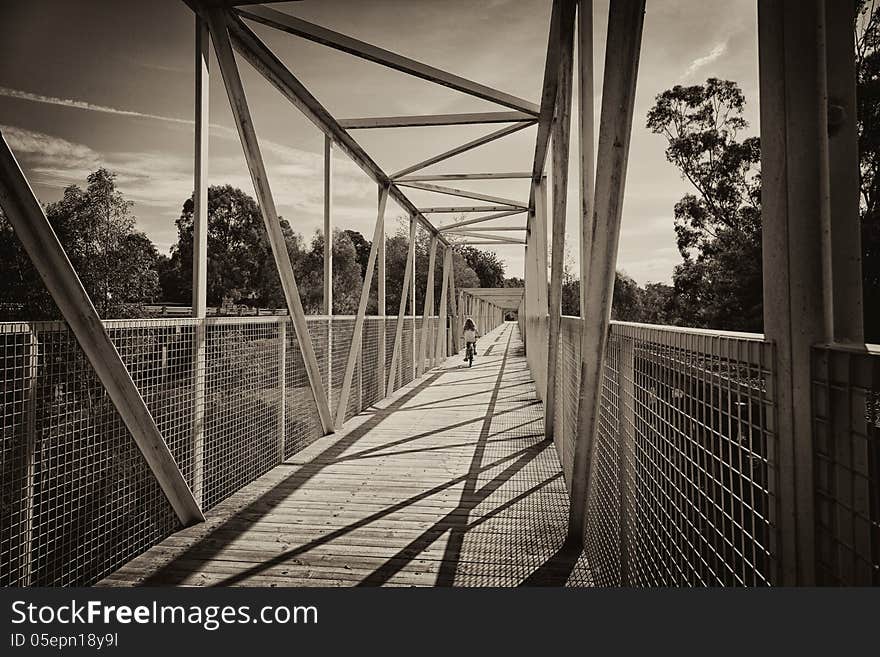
[98,323,592,587]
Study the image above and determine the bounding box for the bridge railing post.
[278,319,287,461]
[617,330,635,585]
[13,326,39,586]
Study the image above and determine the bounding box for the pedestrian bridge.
[0,0,877,588]
[98,322,592,587]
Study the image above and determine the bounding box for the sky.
[0,0,760,284]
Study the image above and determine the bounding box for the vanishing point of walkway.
[99,323,591,587]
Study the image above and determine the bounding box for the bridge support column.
[568,0,645,545]
[410,216,418,379]
[523,231,530,356]
[449,252,459,353]
[545,7,575,440]
[437,247,451,362]
[378,186,387,397]
[278,319,287,460]
[578,0,596,321]
[757,0,865,585]
[335,185,388,426]
[323,135,333,315]
[191,14,209,508]
[387,216,416,395]
[418,236,438,375]
[528,176,549,400]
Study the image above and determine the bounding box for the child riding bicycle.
[463,317,479,361]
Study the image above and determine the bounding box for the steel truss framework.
[0,0,868,586]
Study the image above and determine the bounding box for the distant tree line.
[0,176,506,321]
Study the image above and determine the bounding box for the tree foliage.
[559,263,671,323]
[296,229,364,314]
[166,185,305,307]
[380,224,484,317]
[647,78,763,331]
[456,245,506,288]
[0,169,160,319]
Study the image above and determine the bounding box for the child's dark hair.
[463,318,475,330]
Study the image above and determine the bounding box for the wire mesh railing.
[0,313,452,587]
[812,344,880,585]
[550,317,778,586]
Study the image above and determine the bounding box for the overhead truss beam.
[449,231,525,243]
[445,225,525,232]
[419,205,519,213]
[438,209,526,231]
[339,111,534,129]
[224,12,448,245]
[397,181,527,208]
[396,172,532,182]
[237,5,540,114]
[457,240,524,246]
[390,121,535,179]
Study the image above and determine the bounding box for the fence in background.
[0,313,477,587]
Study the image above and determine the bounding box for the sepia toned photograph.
[0,0,877,593]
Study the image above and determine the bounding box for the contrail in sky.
[0,85,282,151]
[0,86,195,125]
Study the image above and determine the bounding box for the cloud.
[2,124,100,167]
[1,124,102,189]
[0,86,194,126]
[0,85,375,201]
[2,122,377,251]
[684,41,728,78]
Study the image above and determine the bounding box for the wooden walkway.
[99,322,592,587]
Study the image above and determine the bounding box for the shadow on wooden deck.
[99,323,592,587]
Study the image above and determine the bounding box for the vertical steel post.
[323,135,334,316]
[568,0,645,545]
[546,10,576,439]
[437,248,450,362]
[523,223,530,356]
[757,0,833,585]
[418,236,437,375]
[19,327,38,586]
[448,250,459,353]
[617,333,635,584]
[191,14,209,507]
[533,176,550,399]
[579,0,596,320]
[378,186,387,394]
[410,215,417,380]
[278,319,287,461]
